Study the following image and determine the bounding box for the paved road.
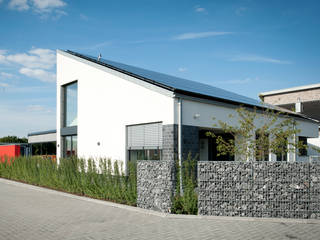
[1,179,320,240]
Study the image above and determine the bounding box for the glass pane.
[129,150,145,161]
[65,136,72,157]
[72,136,77,156]
[65,82,78,127]
[148,149,161,160]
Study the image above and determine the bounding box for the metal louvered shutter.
[127,122,162,149]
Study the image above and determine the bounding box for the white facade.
[57,50,319,167]
[57,51,175,169]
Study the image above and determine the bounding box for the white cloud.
[0,50,7,55]
[19,68,56,82]
[27,104,51,112]
[230,54,292,64]
[7,0,67,17]
[0,82,9,87]
[6,48,56,69]
[178,67,187,72]
[0,72,14,78]
[173,31,233,40]
[8,0,29,11]
[82,41,112,50]
[195,6,206,13]
[235,7,247,16]
[31,0,66,12]
[0,55,7,64]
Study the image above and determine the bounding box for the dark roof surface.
[28,129,56,137]
[66,50,263,107]
[63,50,317,122]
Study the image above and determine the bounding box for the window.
[298,136,308,156]
[255,131,269,161]
[276,139,288,161]
[129,149,161,161]
[64,82,78,127]
[127,122,162,161]
[64,135,77,157]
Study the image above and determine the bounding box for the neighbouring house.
[260,84,320,161]
[0,143,30,162]
[55,49,319,169]
[27,130,57,159]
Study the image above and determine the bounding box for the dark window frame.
[62,80,78,128]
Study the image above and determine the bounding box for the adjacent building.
[260,84,320,161]
[56,50,319,168]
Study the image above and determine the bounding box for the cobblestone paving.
[1,179,320,240]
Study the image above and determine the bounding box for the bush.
[171,153,198,215]
[0,156,137,206]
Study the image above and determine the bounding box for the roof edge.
[28,129,56,137]
[260,83,320,97]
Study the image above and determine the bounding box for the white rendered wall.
[177,99,319,162]
[57,52,175,169]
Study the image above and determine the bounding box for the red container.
[0,145,20,163]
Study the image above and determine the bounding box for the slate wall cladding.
[198,161,320,219]
[137,160,176,213]
[182,125,199,160]
[162,124,199,162]
[162,124,178,162]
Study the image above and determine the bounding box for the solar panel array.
[66,50,264,108]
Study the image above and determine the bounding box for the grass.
[171,154,198,215]
[0,156,137,206]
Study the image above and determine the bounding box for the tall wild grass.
[0,157,137,206]
[171,153,198,214]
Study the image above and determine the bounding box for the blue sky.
[0,0,320,137]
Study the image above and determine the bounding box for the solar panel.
[66,51,262,108]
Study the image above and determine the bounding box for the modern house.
[56,50,319,169]
[260,84,320,161]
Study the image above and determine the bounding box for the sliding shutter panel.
[127,122,162,149]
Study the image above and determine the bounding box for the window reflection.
[65,82,78,127]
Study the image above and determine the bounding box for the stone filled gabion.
[137,160,175,213]
[198,161,320,219]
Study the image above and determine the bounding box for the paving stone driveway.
[1,178,320,240]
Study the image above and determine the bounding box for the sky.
[0,0,320,137]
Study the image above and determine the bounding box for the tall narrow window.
[255,131,269,161]
[64,82,78,127]
[298,136,308,156]
[64,135,77,157]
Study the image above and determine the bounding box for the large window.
[64,82,78,127]
[127,122,162,161]
[64,135,77,157]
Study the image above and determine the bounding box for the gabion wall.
[198,161,320,219]
[137,160,176,213]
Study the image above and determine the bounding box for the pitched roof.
[65,50,263,107]
[62,50,317,122]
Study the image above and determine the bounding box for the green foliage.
[0,136,27,143]
[207,106,305,161]
[171,153,198,215]
[0,156,137,206]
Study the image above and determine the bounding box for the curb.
[1,177,320,224]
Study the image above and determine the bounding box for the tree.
[207,106,307,161]
[0,136,28,144]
